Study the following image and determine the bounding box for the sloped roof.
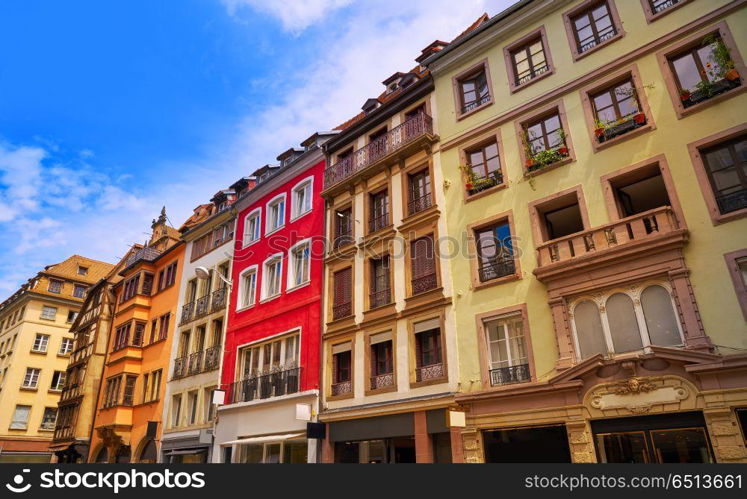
[44,255,114,284]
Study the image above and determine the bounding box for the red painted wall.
[222,159,325,395]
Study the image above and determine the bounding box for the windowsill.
[48,389,63,394]
[677,83,746,119]
[364,223,394,240]
[286,281,311,294]
[710,206,747,226]
[132,399,160,408]
[465,181,508,203]
[235,303,256,313]
[20,387,38,392]
[259,293,282,305]
[523,156,573,178]
[57,353,71,358]
[473,272,521,291]
[364,382,398,397]
[242,238,260,250]
[39,317,56,322]
[8,427,28,431]
[265,225,285,237]
[289,210,312,224]
[327,390,354,401]
[30,349,48,355]
[573,32,623,61]
[409,375,448,389]
[38,428,55,433]
[593,122,654,153]
[645,0,693,23]
[509,67,555,94]
[456,98,493,122]
[144,337,167,348]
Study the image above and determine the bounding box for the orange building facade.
[88,209,184,463]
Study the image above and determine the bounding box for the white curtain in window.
[574,300,606,358]
[641,285,681,346]
[606,293,643,353]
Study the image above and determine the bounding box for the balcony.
[323,112,435,192]
[411,272,438,295]
[368,212,390,234]
[416,362,444,382]
[188,351,204,375]
[180,301,195,325]
[331,380,352,397]
[195,295,209,319]
[228,367,301,404]
[211,287,228,313]
[369,289,391,309]
[478,254,516,282]
[370,372,394,390]
[489,364,530,386]
[204,345,221,371]
[535,206,683,269]
[332,301,352,321]
[173,356,187,379]
[408,192,432,216]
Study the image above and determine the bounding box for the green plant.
[532,148,563,167]
[703,34,734,78]
[594,119,608,130]
[695,78,715,98]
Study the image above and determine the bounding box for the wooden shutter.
[411,235,435,279]
[334,268,352,305]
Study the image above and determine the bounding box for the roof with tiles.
[331,13,490,132]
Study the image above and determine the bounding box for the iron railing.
[173,356,187,379]
[370,373,394,390]
[188,351,204,375]
[716,188,747,215]
[416,363,444,382]
[411,272,438,295]
[478,254,516,282]
[369,289,391,309]
[332,302,352,321]
[211,287,228,313]
[324,112,434,189]
[489,363,531,386]
[180,301,195,325]
[204,345,221,371]
[227,367,301,404]
[195,295,209,318]
[368,212,389,233]
[331,380,352,397]
[407,192,432,216]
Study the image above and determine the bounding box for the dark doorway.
[591,412,714,463]
[483,425,571,463]
[334,437,416,463]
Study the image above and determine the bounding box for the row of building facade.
[1,0,747,464]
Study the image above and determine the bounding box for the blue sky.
[0,0,509,299]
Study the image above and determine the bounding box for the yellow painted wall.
[430,0,747,391]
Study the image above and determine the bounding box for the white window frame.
[40,305,57,320]
[287,238,312,290]
[10,405,31,430]
[483,313,528,370]
[59,337,74,355]
[32,333,50,353]
[261,253,284,301]
[290,177,314,221]
[50,371,66,391]
[242,207,262,247]
[237,265,258,311]
[171,394,182,428]
[265,194,287,235]
[569,281,685,359]
[237,331,301,380]
[23,368,41,388]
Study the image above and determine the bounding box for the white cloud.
[222,0,353,33]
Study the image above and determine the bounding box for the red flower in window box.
[594,127,605,138]
[557,146,569,156]
[465,181,474,190]
[633,112,646,124]
[525,158,535,167]
[679,90,691,101]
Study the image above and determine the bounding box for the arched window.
[606,293,643,353]
[641,285,682,346]
[139,439,157,463]
[115,445,131,463]
[574,300,606,358]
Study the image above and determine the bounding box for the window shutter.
[334,268,352,305]
[411,235,435,279]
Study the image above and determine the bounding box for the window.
[609,167,671,218]
[243,209,261,246]
[73,284,87,298]
[700,136,747,216]
[522,112,570,171]
[236,440,307,464]
[10,405,31,429]
[647,0,685,16]
[414,319,444,382]
[113,323,131,351]
[204,387,217,422]
[40,305,57,320]
[291,179,313,219]
[572,283,683,359]
[58,337,73,356]
[510,35,549,86]
[23,368,41,388]
[122,375,136,406]
[475,222,516,282]
[233,334,300,403]
[50,371,66,391]
[457,66,491,115]
[40,407,57,430]
[77,266,88,276]
[569,1,618,55]
[331,343,352,396]
[147,369,162,402]
[534,191,586,241]
[484,313,530,386]
[332,268,353,320]
[103,376,122,407]
[164,262,178,288]
[407,169,432,215]
[239,267,258,308]
[187,391,198,425]
[465,141,503,194]
[262,256,283,299]
[48,279,63,294]
[172,394,182,427]
[66,310,78,323]
[368,189,389,233]
[289,241,311,288]
[369,256,391,309]
[121,274,140,302]
[333,207,353,250]
[157,314,170,341]
[32,334,49,353]
[590,78,648,143]
[369,332,394,390]
[410,235,437,295]
[132,321,146,346]
[267,195,286,233]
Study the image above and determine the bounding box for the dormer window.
[386,82,398,94]
[362,99,381,114]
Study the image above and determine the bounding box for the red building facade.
[212,132,336,463]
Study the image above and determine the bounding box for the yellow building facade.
[425,0,747,463]
[0,255,113,462]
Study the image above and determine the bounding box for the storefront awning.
[163,448,208,456]
[221,432,305,446]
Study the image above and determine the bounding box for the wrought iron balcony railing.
[195,295,209,318]
[332,301,352,321]
[478,254,516,282]
[211,287,228,313]
[415,362,444,382]
[368,212,389,233]
[369,289,391,309]
[324,112,434,189]
[331,380,352,397]
[173,356,187,379]
[407,192,432,216]
[188,351,204,375]
[227,367,301,404]
[370,372,394,390]
[180,301,195,325]
[204,345,221,371]
[411,272,438,295]
[489,363,530,386]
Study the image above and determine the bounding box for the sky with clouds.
[0,0,512,300]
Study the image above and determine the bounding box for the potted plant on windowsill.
[633,112,646,124]
[679,89,692,102]
[594,120,607,140]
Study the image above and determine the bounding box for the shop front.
[161,431,212,463]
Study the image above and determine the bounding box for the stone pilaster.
[566,420,597,463]
[703,407,747,463]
